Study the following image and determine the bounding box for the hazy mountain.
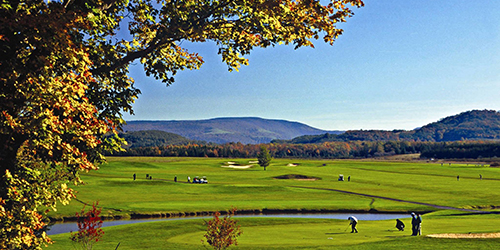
[281,110,500,144]
[123,117,342,144]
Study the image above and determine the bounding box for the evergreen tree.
[257,145,272,170]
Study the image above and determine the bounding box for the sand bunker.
[287,163,298,167]
[222,165,253,169]
[426,233,500,238]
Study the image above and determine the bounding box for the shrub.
[203,208,242,250]
[70,201,104,250]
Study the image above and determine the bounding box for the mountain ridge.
[123,117,342,144]
[123,110,500,145]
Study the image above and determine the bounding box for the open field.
[45,157,500,249]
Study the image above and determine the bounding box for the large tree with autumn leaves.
[0,0,363,248]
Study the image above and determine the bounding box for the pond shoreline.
[47,211,418,235]
[49,208,429,223]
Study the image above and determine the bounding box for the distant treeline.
[420,141,500,159]
[107,141,500,160]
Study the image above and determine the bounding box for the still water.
[47,213,409,235]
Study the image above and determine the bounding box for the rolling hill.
[119,130,204,148]
[281,110,500,144]
[122,110,500,145]
[123,117,342,144]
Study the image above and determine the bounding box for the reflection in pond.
[47,213,410,235]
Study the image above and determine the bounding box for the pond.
[47,213,410,235]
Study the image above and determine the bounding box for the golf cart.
[192,176,208,184]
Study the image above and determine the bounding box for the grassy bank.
[47,211,500,249]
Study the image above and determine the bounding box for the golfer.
[395,219,405,231]
[411,212,419,236]
[416,214,422,235]
[348,216,358,233]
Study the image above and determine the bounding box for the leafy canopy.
[0,0,363,249]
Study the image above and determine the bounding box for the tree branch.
[90,0,240,75]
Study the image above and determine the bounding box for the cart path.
[290,185,490,213]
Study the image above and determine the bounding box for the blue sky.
[123,0,500,131]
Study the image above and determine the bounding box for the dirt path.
[290,185,489,213]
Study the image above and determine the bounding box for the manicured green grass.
[50,157,500,219]
[45,157,500,249]
[47,212,500,249]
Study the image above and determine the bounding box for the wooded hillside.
[119,130,205,148]
[278,110,500,144]
[112,110,500,160]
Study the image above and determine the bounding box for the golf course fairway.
[45,157,500,249]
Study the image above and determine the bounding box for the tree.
[70,201,104,250]
[257,145,272,170]
[203,208,242,250]
[0,0,363,248]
